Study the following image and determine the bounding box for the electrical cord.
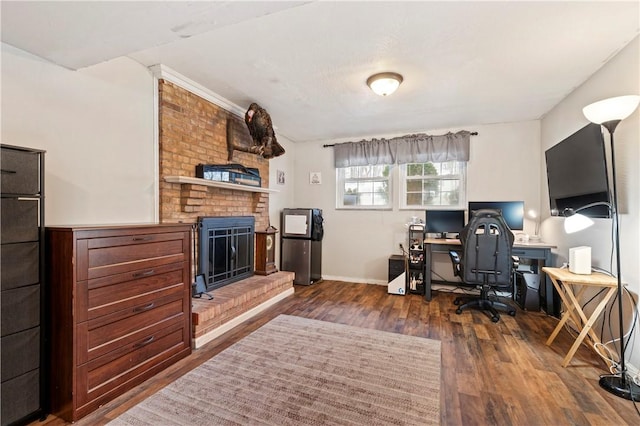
[593,287,640,388]
[432,285,479,295]
[592,213,640,397]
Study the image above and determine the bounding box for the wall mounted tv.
[545,123,611,218]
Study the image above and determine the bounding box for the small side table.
[542,267,618,367]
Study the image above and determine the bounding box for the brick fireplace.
[158,80,270,228]
[157,80,294,348]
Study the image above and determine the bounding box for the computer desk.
[423,238,558,315]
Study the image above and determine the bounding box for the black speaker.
[515,272,540,311]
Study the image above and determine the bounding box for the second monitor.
[425,209,466,239]
[468,201,524,230]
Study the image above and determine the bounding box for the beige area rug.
[109,315,441,425]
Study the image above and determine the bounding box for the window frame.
[335,164,393,210]
[399,161,467,210]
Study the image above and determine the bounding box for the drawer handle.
[133,302,155,313]
[132,270,155,278]
[132,236,153,241]
[134,336,155,349]
[1,169,17,174]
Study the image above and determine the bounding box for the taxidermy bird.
[244,103,285,159]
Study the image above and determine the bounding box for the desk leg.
[424,244,432,302]
[546,278,577,345]
[540,250,559,317]
[561,286,617,367]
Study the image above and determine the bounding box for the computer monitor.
[468,201,524,231]
[425,209,466,239]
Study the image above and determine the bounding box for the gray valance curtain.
[333,130,471,167]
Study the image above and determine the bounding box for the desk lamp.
[577,94,640,401]
[527,209,542,242]
[562,202,611,234]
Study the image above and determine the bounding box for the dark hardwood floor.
[37,281,639,425]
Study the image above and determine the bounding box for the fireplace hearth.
[198,216,255,291]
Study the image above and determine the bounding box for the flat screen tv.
[545,123,611,218]
[425,209,465,238]
[468,201,524,231]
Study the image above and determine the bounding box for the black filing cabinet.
[1,144,46,425]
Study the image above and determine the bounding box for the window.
[400,161,466,209]
[336,164,392,209]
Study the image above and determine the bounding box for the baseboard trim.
[193,287,295,349]
[321,275,387,286]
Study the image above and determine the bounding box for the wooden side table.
[542,267,618,367]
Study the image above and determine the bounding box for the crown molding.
[148,64,245,118]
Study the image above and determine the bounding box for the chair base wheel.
[452,292,517,323]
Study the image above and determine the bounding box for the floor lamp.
[580,95,640,401]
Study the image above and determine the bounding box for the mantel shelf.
[164,176,278,193]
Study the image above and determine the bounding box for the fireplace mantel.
[164,176,278,194]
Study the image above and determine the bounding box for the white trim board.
[148,64,246,118]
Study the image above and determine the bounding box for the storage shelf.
[164,176,279,193]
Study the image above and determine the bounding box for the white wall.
[292,120,541,284]
[268,134,296,268]
[1,43,157,225]
[541,36,639,368]
[2,41,299,260]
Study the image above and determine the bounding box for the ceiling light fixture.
[366,72,403,96]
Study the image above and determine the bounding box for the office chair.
[448,209,517,322]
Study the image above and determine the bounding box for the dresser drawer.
[1,369,40,426]
[1,328,40,382]
[79,232,187,280]
[76,327,186,408]
[1,198,39,244]
[77,297,186,364]
[1,242,39,291]
[76,262,187,323]
[1,285,40,337]
[1,148,40,195]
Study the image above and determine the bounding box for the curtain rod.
[322,131,478,148]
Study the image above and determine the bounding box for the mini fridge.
[281,208,324,285]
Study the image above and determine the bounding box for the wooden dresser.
[46,224,192,421]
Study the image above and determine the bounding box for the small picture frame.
[277,169,285,185]
[310,172,322,185]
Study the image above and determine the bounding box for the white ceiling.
[2,1,639,143]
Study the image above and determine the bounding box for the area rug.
[109,315,441,425]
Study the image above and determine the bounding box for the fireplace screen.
[198,216,254,291]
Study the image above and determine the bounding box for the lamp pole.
[596,120,635,399]
[582,95,640,401]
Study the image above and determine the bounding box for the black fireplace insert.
[198,216,254,291]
